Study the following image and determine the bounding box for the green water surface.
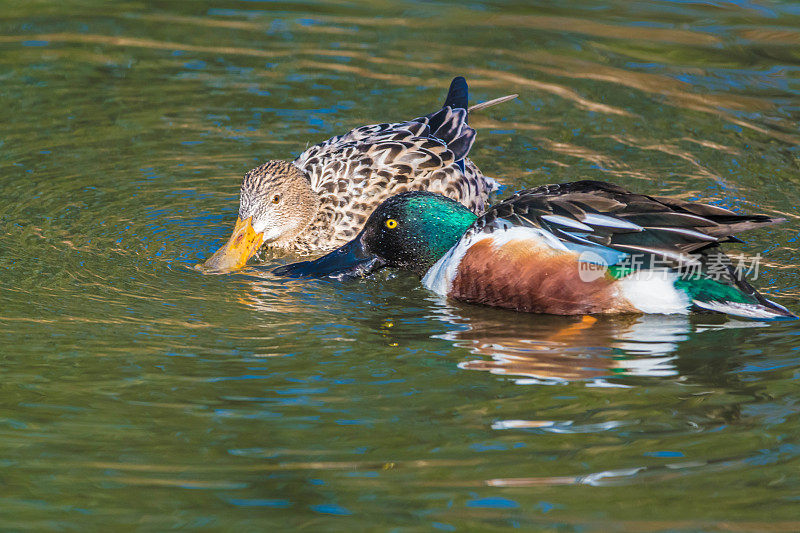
[2,1,800,530]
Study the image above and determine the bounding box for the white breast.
[422,232,478,296]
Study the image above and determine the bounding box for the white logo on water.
[577,251,608,282]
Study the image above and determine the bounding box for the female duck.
[202,77,514,272]
[274,181,795,320]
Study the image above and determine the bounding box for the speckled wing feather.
[291,107,498,252]
[466,180,785,306]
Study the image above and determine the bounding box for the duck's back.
[291,79,498,252]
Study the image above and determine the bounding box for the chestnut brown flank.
[450,238,635,315]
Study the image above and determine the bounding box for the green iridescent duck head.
[274,191,478,279]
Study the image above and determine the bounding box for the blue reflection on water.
[310,503,352,516]
[228,498,292,508]
[466,497,519,509]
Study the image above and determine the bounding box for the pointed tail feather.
[443,76,469,110]
[678,271,797,321]
[715,216,786,237]
[693,299,797,321]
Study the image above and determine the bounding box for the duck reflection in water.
[433,303,768,386]
[235,268,770,385]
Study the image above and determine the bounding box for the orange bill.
[202,216,264,272]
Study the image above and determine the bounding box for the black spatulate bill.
[273,236,386,281]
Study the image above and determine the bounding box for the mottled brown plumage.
[203,77,512,271]
[251,106,496,253]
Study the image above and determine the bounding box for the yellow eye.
[385,219,398,229]
[271,195,280,204]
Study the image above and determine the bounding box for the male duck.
[274,181,796,320]
[202,77,515,272]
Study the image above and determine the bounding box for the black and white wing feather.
[468,180,786,310]
[472,181,781,256]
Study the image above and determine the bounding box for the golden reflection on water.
[330,39,796,142]
[530,138,661,184]
[125,10,725,47]
[435,307,689,384]
[439,303,780,386]
[144,8,799,53]
[497,47,776,118]
[4,15,795,151]
[0,33,300,59]
[304,50,637,118]
[485,443,794,495]
[606,134,727,184]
